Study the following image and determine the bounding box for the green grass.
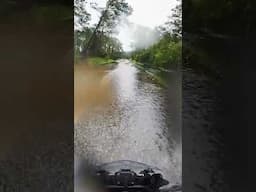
[131,60,167,88]
[87,57,116,65]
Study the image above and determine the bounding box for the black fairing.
[95,160,170,192]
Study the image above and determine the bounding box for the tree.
[161,0,181,40]
[74,0,90,30]
[170,0,182,39]
[83,0,132,56]
[74,28,93,57]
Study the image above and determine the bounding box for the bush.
[131,35,181,70]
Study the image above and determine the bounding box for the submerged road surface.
[75,59,181,186]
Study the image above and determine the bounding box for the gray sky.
[126,0,178,28]
[87,0,178,27]
[85,0,179,51]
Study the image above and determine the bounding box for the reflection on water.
[75,59,181,186]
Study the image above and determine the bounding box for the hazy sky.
[88,0,178,28]
[85,0,179,51]
[126,0,177,28]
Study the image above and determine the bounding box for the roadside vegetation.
[131,1,181,72]
[74,0,132,65]
[87,57,116,65]
[129,1,181,86]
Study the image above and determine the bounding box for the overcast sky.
[126,0,178,28]
[87,0,178,28]
[85,0,179,51]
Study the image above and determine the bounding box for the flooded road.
[75,59,181,186]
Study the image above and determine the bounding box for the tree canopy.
[74,0,132,60]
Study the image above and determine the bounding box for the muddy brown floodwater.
[74,63,114,122]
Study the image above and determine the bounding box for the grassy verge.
[87,57,117,66]
[131,60,168,88]
[75,56,117,68]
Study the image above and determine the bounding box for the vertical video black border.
[182,0,252,191]
[0,0,74,191]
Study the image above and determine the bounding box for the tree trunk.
[81,0,115,57]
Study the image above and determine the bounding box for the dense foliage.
[131,1,181,70]
[131,34,181,70]
[75,28,123,59]
[74,0,132,60]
